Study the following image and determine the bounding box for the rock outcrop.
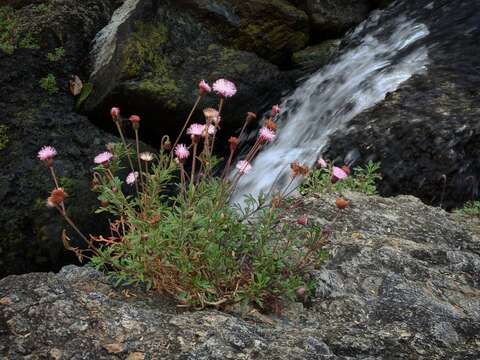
[326,0,480,208]
[0,0,118,276]
[1,192,479,358]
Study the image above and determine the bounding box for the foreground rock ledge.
[1,192,479,359]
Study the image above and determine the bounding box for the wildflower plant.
[39,80,329,312]
[301,160,382,196]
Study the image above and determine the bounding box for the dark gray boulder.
[0,0,118,276]
[0,191,479,358]
[84,0,306,144]
[325,0,480,208]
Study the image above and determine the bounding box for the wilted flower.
[336,197,350,209]
[228,136,240,153]
[198,80,211,95]
[94,151,113,165]
[212,79,237,98]
[187,123,205,137]
[110,107,120,120]
[175,144,190,161]
[246,112,257,125]
[47,188,67,207]
[332,166,348,181]
[126,171,139,185]
[203,108,219,122]
[265,119,277,132]
[290,161,309,178]
[259,127,276,143]
[271,105,280,117]
[37,146,57,162]
[140,152,154,162]
[236,160,252,175]
[317,158,327,169]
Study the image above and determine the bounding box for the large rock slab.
[326,0,480,208]
[0,0,117,276]
[1,192,479,358]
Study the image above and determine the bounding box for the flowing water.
[232,2,431,204]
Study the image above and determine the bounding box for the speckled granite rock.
[1,192,479,359]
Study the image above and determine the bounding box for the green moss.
[47,47,65,62]
[39,74,59,95]
[0,6,40,54]
[122,22,179,102]
[0,124,9,151]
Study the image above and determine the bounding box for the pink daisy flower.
[110,107,120,119]
[236,160,252,175]
[94,151,113,165]
[175,144,190,161]
[332,166,348,181]
[37,146,57,161]
[212,79,237,98]
[198,80,211,95]
[187,123,205,137]
[271,105,281,117]
[259,127,276,143]
[317,158,327,168]
[126,171,139,185]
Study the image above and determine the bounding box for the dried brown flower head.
[290,161,309,178]
[47,188,67,207]
[264,119,277,132]
[228,136,240,153]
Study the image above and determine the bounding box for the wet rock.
[326,0,480,208]
[292,39,341,76]
[294,0,372,38]
[1,191,479,358]
[0,0,117,276]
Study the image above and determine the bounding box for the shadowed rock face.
[84,0,303,146]
[1,192,479,358]
[325,0,480,208]
[0,0,117,276]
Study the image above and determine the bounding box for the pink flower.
[317,158,327,168]
[271,105,280,117]
[332,166,348,181]
[212,79,237,98]
[126,171,139,185]
[259,127,276,143]
[110,107,120,119]
[187,123,205,137]
[94,151,113,165]
[236,160,252,175]
[175,144,190,161]
[198,80,211,95]
[37,146,57,161]
[129,115,141,123]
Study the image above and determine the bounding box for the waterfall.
[232,3,431,205]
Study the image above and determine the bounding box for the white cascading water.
[232,7,431,205]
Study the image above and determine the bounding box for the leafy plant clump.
[47,47,65,62]
[39,74,59,94]
[39,81,330,312]
[456,201,480,217]
[301,160,382,196]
